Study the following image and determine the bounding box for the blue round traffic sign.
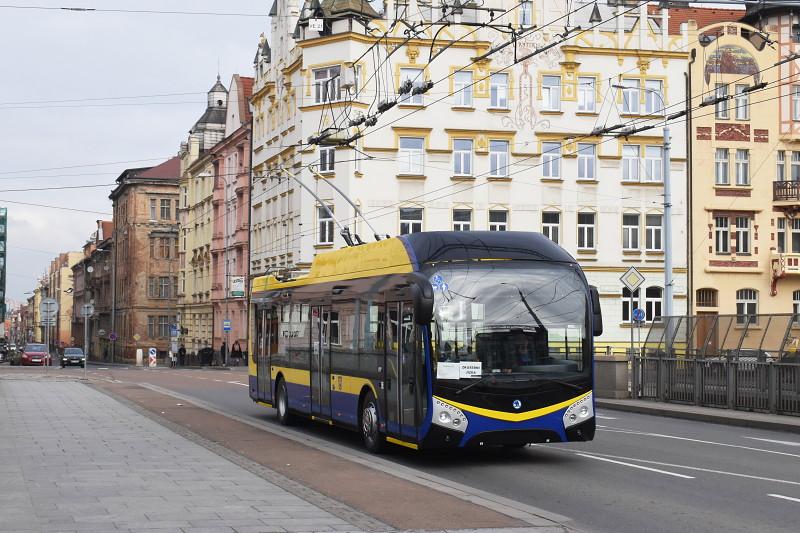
[632,308,646,322]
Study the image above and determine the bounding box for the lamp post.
[612,84,673,319]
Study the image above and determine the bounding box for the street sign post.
[148,347,157,368]
[222,319,231,332]
[80,303,94,380]
[620,267,646,362]
[39,298,59,375]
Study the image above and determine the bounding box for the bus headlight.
[563,393,594,429]
[433,398,468,433]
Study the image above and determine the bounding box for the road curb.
[597,399,800,434]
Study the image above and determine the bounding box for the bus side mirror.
[409,273,434,325]
[589,285,603,337]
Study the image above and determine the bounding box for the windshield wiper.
[524,375,584,391]
[454,373,499,395]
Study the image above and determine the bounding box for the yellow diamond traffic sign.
[620,266,645,292]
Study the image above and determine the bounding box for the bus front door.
[385,302,418,442]
[256,307,271,402]
[310,306,333,420]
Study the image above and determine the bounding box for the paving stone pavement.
[0,379,369,533]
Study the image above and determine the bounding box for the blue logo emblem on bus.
[431,274,449,292]
[512,399,522,410]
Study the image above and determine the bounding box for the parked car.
[60,347,86,368]
[17,343,50,366]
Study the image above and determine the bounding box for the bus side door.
[256,306,272,402]
[385,302,419,442]
[310,305,333,420]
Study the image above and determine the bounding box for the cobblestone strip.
[92,382,392,532]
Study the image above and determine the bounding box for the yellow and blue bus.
[248,231,603,452]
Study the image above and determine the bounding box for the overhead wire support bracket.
[309,167,380,243]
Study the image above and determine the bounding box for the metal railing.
[633,314,800,416]
[774,180,800,202]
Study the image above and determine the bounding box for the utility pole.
[663,122,673,318]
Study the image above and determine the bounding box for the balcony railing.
[774,180,800,202]
[772,252,800,276]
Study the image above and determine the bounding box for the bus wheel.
[276,378,293,426]
[360,391,385,454]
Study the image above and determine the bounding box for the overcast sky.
[0,0,268,303]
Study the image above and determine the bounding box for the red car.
[19,343,51,366]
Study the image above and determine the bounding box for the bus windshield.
[427,261,590,385]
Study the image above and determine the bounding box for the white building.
[250,0,689,351]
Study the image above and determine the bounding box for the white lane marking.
[596,427,800,459]
[744,437,800,447]
[596,415,617,420]
[213,379,223,382]
[227,381,248,387]
[576,453,695,479]
[97,367,108,370]
[566,450,800,487]
[768,494,800,504]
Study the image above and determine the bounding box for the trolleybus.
[248,231,602,452]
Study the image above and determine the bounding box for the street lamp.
[612,83,673,319]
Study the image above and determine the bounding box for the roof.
[323,0,379,17]
[208,75,227,94]
[136,156,180,179]
[654,6,744,34]
[193,107,227,130]
[237,75,254,122]
[269,1,277,16]
[99,221,113,240]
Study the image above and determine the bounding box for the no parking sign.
[148,347,157,368]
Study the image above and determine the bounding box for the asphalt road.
[11,365,799,533]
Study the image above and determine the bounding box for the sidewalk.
[596,398,800,433]
[0,378,371,533]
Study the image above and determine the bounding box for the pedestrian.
[169,351,176,368]
[220,341,227,366]
[178,344,186,367]
[231,340,243,366]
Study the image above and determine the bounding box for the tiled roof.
[651,6,744,35]
[238,75,254,122]
[136,156,180,179]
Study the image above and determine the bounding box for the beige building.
[689,9,800,320]
[44,251,82,351]
[178,77,228,357]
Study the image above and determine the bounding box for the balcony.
[771,252,800,294]
[773,181,800,203]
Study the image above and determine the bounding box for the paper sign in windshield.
[459,362,482,379]
[436,362,460,380]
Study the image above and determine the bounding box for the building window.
[696,288,718,308]
[715,83,729,119]
[398,137,424,175]
[646,214,663,252]
[174,200,179,221]
[149,199,157,220]
[542,75,561,111]
[577,212,596,250]
[319,146,335,173]
[489,209,508,231]
[622,288,641,322]
[715,216,729,254]
[317,205,334,245]
[735,84,749,120]
[622,145,640,182]
[778,218,786,253]
[453,71,473,107]
[158,316,171,338]
[645,286,663,322]
[149,237,156,258]
[644,146,663,182]
[181,186,187,208]
[794,290,800,317]
[644,79,663,115]
[542,142,561,178]
[577,143,596,180]
[542,211,559,243]
[792,152,800,181]
[577,76,596,112]
[520,0,532,26]
[793,85,800,121]
[399,67,424,105]
[490,73,509,108]
[792,219,800,253]
[735,216,750,254]
[489,140,509,177]
[147,316,157,338]
[622,213,640,251]
[621,78,640,114]
[452,209,472,231]
[736,289,758,325]
[735,149,750,186]
[400,207,423,234]
[314,65,341,104]
[159,237,172,259]
[715,149,729,185]
[778,151,786,181]
[453,139,473,176]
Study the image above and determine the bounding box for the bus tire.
[275,377,293,426]
[360,390,385,454]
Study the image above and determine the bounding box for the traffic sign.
[98,329,107,337]
[632,308,646,322]
[80,303,94,318]
[169,325,179,338]
[620,266,645,292]
[109,332,117,341]
[223,319,232,332]
[148,347,157,368]
[133,333,141,342]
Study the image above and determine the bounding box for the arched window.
[736,289,758,325]
[696,288,718,308]
[622,287,640,322]
[645,286,663,322]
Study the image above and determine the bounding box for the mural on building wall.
[704,45,760,85]
[493,32,561,132]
